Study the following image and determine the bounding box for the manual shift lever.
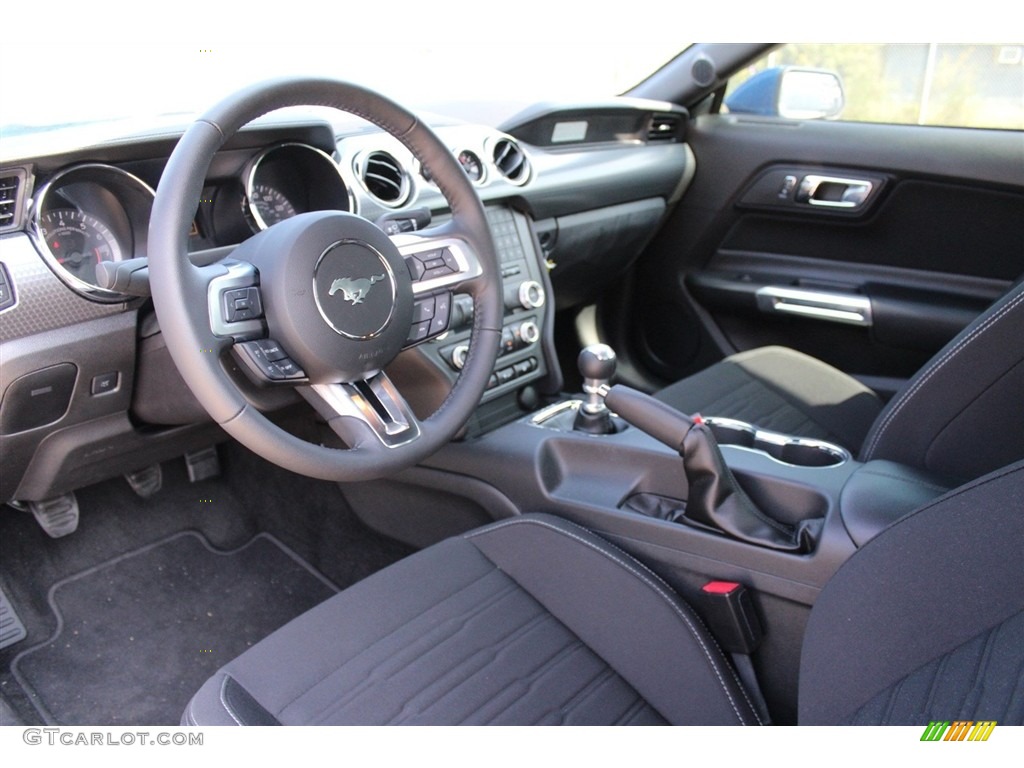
[602,384,821,553]
[573,344,618,434]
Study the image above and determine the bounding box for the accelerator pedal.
[0,586,27,650]
[185,446,220,483]
[29,493,79,538]
[125,463,163,498]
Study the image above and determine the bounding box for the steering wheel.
[148,78,502,481]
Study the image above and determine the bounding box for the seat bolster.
[183,674,280,726]
[799,460,1024,724]
[466,514,761,725]
[860,279,1024,479]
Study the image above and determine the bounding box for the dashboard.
[0,98,692,504]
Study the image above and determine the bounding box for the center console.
[388,205,561,432]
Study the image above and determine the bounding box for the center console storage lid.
[840,460,953,547]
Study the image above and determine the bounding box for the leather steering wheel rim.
[148,77,502,481]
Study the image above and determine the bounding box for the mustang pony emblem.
[329,274,386,305]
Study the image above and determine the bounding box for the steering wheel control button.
[313,240,396,340]
[428,293,452,336]
[405,247,462,284]
[235,340,306,382]
[405,255,426,281]
[407,321,432,344]
[405,291,454,346]
[412,296,435,323]
[223,286,263,323]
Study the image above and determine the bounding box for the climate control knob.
[518,320,540,345]
[451,344,470,370]
[504,280,546,310]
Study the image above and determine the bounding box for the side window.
[724,43,1023,130]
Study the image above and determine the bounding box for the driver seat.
[183,459,1024,726]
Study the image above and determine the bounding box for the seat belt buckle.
[701,581,763,654]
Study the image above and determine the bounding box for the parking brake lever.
[603,385,819,553]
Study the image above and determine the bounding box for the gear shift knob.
[577,344,617,382]
[573,344,618,434]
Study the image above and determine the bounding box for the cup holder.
[702,417,849,468]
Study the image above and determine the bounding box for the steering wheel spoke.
[302,373,422,450]
[205,259,266,342]
[391,230,484,296]
[232,338,309,384]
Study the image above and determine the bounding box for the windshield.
[2,22,690,137]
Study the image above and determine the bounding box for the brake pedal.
[0,586,27,650]
[185,446,220,483]
[125,463,163,498]
[29,492,79,538]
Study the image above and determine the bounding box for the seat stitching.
[461,637,588,724]
[278,566,511,720]
[466,517,759,725]
[387,608,558,724]
[558,666,624,725]
[616,693,656,726]
[305,577,520,724]
[864,287,1024,459]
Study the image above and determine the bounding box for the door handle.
[756,286,873,326]
[796,175,873,209]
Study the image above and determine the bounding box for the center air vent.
[358,151,409,206]
[647,114,682,142]
[491,138,530,186]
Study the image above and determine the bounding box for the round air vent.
[358,151,409,206]
[491,138,530,186]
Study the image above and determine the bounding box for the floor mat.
[11,531,337,725]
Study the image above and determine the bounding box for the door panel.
[617,114,1024,394]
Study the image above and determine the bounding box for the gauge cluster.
[18,121,534,307]
[30,165,154,302]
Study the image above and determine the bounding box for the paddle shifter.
[577,346,819,552]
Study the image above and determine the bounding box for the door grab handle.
[796,175,873,209]
[756,286,872,326]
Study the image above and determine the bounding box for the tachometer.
[29,163,154,302]
[37,209,124,286]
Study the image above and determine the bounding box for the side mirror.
[725,66,845,120]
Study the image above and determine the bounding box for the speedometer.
[247,184,297,227]
[37,209,124,286]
